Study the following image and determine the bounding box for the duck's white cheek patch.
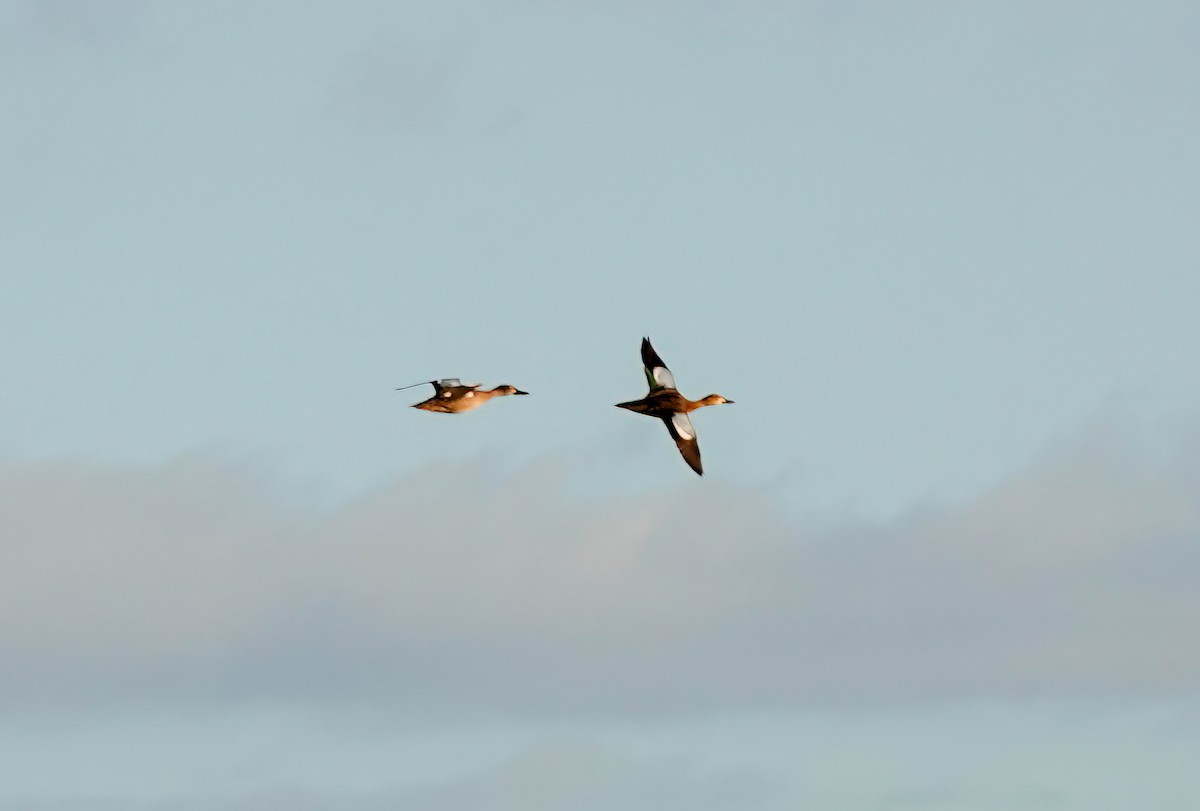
[671,412,695,440]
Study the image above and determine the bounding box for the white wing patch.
[671,411,696,441]
[651,366,676,389]
[438,378,462,387]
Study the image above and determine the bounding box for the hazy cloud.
[393,739,785,811]
[3,739,782,811]
[329,33,467,134]
[880,787,1069,809]
[8,0,150,49]
[2,414,1198,712]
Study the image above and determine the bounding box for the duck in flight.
[615,337,733,475]
[397,379,529,414]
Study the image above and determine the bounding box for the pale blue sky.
[4,0,1198,512]
[2,1,1199,808]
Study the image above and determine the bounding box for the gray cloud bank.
[2,414,1198,712]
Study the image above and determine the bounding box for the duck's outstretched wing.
[661,411,703,476]
[641,337,677,392]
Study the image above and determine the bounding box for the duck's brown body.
[615,390,730,418]
[404,380,529,414]
[615,338,732,476]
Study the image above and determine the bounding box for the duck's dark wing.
[661,411,703,476]
[431,379,480,397]
[641,337,677,392]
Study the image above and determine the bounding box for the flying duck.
[615,338,733,475]
[398,379,529,414]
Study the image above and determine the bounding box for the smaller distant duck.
[397,378,529,414]
[615,337,733,476]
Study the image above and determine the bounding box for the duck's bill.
[514,389,530,395]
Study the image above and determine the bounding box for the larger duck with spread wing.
[615,337,733,476]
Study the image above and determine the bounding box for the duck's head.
[700,394,734,406]
[493,385,529,396]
